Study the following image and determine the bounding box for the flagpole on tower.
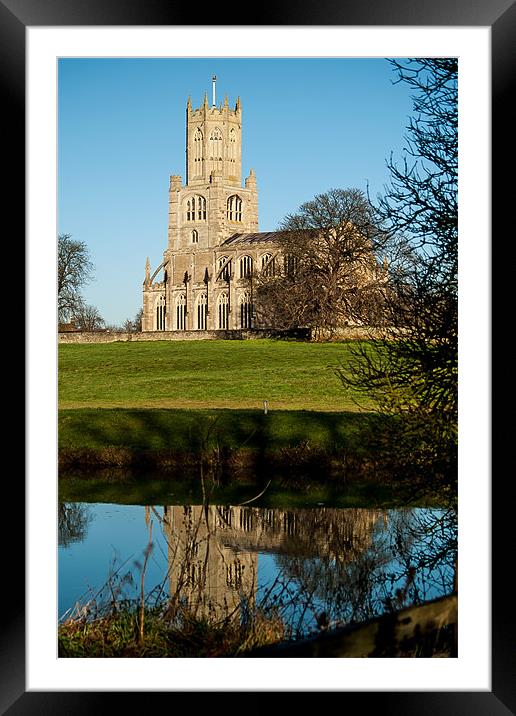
[212,75,217,106]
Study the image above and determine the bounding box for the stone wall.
[58,326,390,344]
[58,328,313,344]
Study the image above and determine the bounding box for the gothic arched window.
[193,127,203,168]
[156,295,166,331]
[191,229,199,244]
[218,292,229,329]
[261,253,275,276]
[284,254,299,276]
[239,255,253,279]
[227,195,242,222]
[228,128,236,163]
[217,256,231,281]
[197,196,206,220]
[239,290,252,329]
[185,195,206,222]
[209,127,223,160]
[197,292,208,330]
[176,293,186,330]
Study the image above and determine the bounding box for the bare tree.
[119,308,143,333]
[58,234,94,322]
[133,307,143,332]
[253,188,387,337]
[131,308,143,333]
[71,303,105,332]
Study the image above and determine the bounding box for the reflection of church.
[160,504,386,620]
[163,505,258,620]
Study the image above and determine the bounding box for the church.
[142,79,381,335]
[142,77,288,333]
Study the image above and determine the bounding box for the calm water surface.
[59,501,457,636]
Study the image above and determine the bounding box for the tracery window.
[228,128,236,163]
[261,253,275,276]
[193,127,203,168]
[209,127,223,160]
[176,293,186,330]
[239,255,253,279]
[185,195,206,222]
[217,256,231,281]
[218,292,229,329]
[155,295,166,331]
[197,292,207,330]
[284,254,299,276]
[239,290,252,329]
[227,195,242,222]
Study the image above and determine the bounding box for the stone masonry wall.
[58,328,312,344]
[57,327,389,344]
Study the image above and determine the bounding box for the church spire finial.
[212,75,217,107]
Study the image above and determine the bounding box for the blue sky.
[58,57,415,326]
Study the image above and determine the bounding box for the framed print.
[9,0,508,711]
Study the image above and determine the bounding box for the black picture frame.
[10,0,506,712]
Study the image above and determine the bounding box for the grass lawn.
[58,339,373,411]
[58,407,381,453]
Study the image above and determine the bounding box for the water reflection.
[58,502,92,547]
[59,502,457,637]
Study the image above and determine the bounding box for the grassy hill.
[58,339,390,479]
[58,339,373,411]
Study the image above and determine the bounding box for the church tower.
[143,79,263,332]
[167,78,259,255]
[186,84,243,186]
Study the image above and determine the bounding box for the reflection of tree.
[385,508,457,608]
[274,535,392,632]
[58,502,92,547]
[271,508,457,635]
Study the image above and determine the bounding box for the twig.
[236,480,272,506]
[139,520,153,644]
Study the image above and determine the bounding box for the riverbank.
[58,406,455,505]
[58,407,389,481]
[58,597,456,658]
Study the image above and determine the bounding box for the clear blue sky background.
[58,57,415,326]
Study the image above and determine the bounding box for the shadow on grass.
[59,408,450,508]
[58,407,392,482]
[59,407,386,450]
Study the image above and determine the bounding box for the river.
[58,498,457,638]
